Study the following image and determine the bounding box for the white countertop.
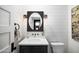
[19,36,49,45]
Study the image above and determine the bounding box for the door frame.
[0,7,11,53]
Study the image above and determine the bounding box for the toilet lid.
[51,42,64,46]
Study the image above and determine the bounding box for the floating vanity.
[19,37,49,53]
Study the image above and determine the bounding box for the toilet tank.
[51,42,64,53]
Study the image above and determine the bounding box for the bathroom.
[0,5,79,53]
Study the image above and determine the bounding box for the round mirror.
[29,13,42,30]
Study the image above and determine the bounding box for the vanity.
[19,11,48,53]
[19,37,48,53]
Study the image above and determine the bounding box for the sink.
[19,37,48,45]
[28,38,41,42]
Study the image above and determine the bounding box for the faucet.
[32,33,36,37]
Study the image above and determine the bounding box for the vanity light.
[44,14,48,19]
[23,15,27,19]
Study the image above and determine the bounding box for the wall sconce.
[23,15,27,19]
[44,14,48,19]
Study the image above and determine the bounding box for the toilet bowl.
[51,41,64,53]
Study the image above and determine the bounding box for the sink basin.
[28,38,41,42]
[19,37,49,45]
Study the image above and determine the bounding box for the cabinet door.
[19,45,48,53]
[0,7,13,53]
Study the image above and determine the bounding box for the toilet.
[51,41,64,53]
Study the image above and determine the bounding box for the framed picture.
[72,5,79,41]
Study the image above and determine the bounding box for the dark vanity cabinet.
[19,45,48,53]
[19,11,48,53]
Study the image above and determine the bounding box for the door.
[0,7,12,53]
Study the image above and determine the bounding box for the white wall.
[68,5,79,53]
[0,5,68,52]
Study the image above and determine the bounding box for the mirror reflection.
[27,11,43,31]
[29,13,42,30]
